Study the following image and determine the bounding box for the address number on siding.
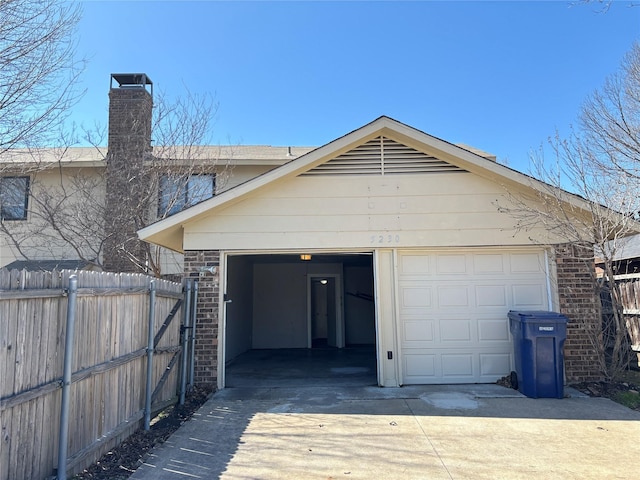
[371,234,400,244]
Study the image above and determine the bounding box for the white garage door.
[398,249,550,384]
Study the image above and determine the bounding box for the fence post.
[57,275,78,480]
[188,280,199,389]
[144,280,156,430]
[179,279,192,405]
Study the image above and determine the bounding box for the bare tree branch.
[498,43,640,379]
[0,0,85,156]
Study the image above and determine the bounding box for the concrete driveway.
[130,385,640,479]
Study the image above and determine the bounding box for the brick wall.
[103,86,153,273]
[555,243,604,383]
[107,87,153,149]
[184,250,220,387]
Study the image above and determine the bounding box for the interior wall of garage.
[252,262,343,349]
[225,256,254,361]
[344,265,375,345]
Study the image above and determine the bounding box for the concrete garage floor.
[224,347,378,388]
[130,351,640,480]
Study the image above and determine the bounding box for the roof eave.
[139,225,184,253]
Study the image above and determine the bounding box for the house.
[139,115,604,389]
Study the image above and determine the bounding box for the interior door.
[312,281,328,346]
[307,274,344,348]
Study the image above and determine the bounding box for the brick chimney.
[103,73,153,272]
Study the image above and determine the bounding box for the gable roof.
[138,115,597,252]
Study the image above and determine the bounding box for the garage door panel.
[436,254,468,274]
[402,346,516,384]
[512,283,546,307]
[399,249,549,385]
[476,285,507,307]
[405,354,436,378]
[440,319,472,342]
[510,252,545,273]
[442,354,474,377]
[403,319,435,342]
[403,350,513,384]
[399,254,430,275]
[480,353,512,376]
[473,254,505,274]
[402,316,476,346]
[437,286,469,307]
[478,318,510,341]
[401,286,432,310]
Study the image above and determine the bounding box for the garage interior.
[224,253,378,387]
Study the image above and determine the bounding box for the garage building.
[139,116,602,389]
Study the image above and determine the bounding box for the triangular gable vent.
[301,136,467,176]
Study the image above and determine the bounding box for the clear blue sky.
[72,1,640,172]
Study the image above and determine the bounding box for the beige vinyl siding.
[0,167,107,268]
[183,172,562,251]
[220,165,278,191]
[0,233,15,268]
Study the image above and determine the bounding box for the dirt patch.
[72,385,213,480]
[572,375,640,412]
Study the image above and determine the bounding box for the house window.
[0,176,30,221]
[159,174,215,216]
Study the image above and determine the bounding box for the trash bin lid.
[508,310,568,323]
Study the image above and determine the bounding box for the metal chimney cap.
[110,73,153,96]
[111,73,153,87]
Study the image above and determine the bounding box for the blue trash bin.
[508,311,568,399]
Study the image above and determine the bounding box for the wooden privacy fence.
[0,269,198,480]
[609,273,640,366]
